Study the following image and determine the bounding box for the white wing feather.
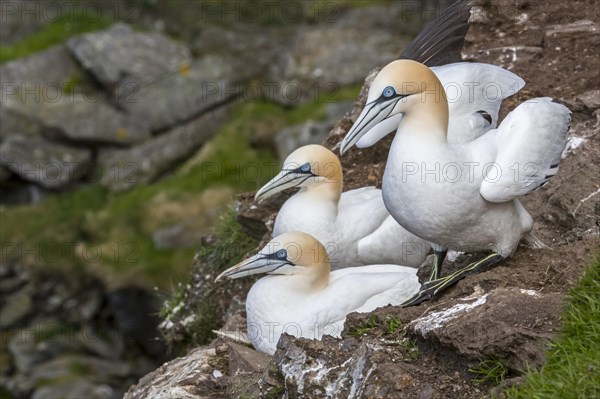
[480,98,571,203]
[432,62,526,143]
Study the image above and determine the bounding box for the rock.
[266,4,413,104]
[97,107,229,191]
[191,23,291,82]
[66,24,191,92]
[1,284,34,326]
[32,379,120,399]
[546,19,600,37]
[66,24,232,134]
[274,334,397,399]
[226,342,274,398]
[0,165,12,182]
[273,101,351,161]
[0,45,87,139]
[121,58,235,133]
[28,354,131,385]
[227,342,271,374]
[235,192,287,241]
[0,45,80,87]
[408,288,563,370]
[31,95,151,145]
[464,46,543,67]
[106,287,167,361]
[152,223,205,250]
[578,90,600,110]
[274,121,333,161]
[0,135,92,189]
[123,345,228,399]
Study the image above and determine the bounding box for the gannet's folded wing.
[480,98,571,203]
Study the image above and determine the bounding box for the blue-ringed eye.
[276,249,287,259]
[301,163,311,173]
[383,86,396,98]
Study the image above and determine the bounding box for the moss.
[0,13,113,63]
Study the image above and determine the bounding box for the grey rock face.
[0,45,80,87]
[97,107,229,191]
[1,263,165,399]
[124,345,228,399]
[121,59,235,133]
[38,95,151,145]
[152,223,205,250]
[266,5,413,104]
[0,135,92,189]
[274,101,351,161]
[0,45,86,140]
[274,334,374,399]
[66,24,191,92]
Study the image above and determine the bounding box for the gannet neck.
[397,89,449,142]
[287,231,330,291]
[303,177,342,203]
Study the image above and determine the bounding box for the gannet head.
[254,144,342,202]
[214,231,330,290]
[340,60,447,154]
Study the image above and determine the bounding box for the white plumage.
[215,232,420,355]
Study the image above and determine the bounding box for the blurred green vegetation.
[0,86,360,289]
[0,12,113,63]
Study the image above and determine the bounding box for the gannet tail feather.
[480,98,571,203]
[400,0,473,66]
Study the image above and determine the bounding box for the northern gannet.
[340,60,571,305]
[214,232,420,354]
[254,144,430,268]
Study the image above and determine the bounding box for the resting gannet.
[255,144,430,268]
[214,232,420,355]
[340,60,571,305]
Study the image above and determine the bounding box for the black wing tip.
[476,110,493,125]
[400,0,474,67]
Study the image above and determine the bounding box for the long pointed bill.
[254,170,311,202]
[340,98,401,155]
[214,253,289,282]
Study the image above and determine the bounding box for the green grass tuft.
[469,358,509,385]
[348,314,380,337]
[384,315,402,335]
[504,255,600,398]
